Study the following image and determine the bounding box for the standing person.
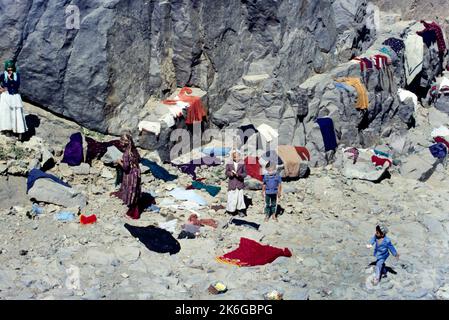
[367,225,400,285]
[262,162,282,222]
[0,60,28,140]
[225,150,247,217]
[111,132,142,219]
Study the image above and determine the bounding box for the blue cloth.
[140,158,178,182]
[27,169,71,193]
[369,236,397,261]
[191,180,221,197]
[202,147,231,157]
[55,211,76,222]
[316,117,338,151]
[335,82,353,91]
[1,72,20,95]
[375,259,386,280]
[169,188,207,206]
[31,203,44,215]
[147,204,161,213]
[429,143,447,159]
[374,149,391,158]
[263,173,282,195]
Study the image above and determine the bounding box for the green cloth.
[4,60,15,71]
[191,180,221,197]
[265,194,277,217]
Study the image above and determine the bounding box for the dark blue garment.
[124,224,181,255]
[382,37,405,55]
[27,168,71,193]
[230,218,260,230]
[61,132,84,166]
[1,72,20,95]
[172,156,221,180]
[316,117,338,151]
[429,143,447,159]
[140,158,178,182]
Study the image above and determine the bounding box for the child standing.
[367,225,399,285]
[262,163,282,222]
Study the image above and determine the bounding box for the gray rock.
[400,149,442,182]
[28,178,87,208]
[101,146,123,165]
[71,163,91,175]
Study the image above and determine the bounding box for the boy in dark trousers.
[262,162,282,222]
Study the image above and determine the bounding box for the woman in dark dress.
[111,132,142,219]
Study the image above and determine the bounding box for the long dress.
[111,146,142,219]
[0,72,27,133]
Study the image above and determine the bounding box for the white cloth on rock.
[404,34,424,85]
[257,124,279,143]
[138,120,161,135]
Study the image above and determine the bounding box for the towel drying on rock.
[257,124,279,143]
[294,146,310,161]
[230,218,260,230]
[202,147,231,157]
[188,214,218,228]
[85,137,125,165]
[382,37,405,55]
[172,156,221,180]
[124,223,181,255]
[417,21,447,54]
[216,238,292,267]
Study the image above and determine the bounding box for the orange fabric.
[188,214,218,228]
[162,87,207,124]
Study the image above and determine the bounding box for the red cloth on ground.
[244,156,263,181]
[162,87,207,124]
[216,238,292,267]
[188,214,218,228]
[434,136,449,149]
[80,214,97,225]
[294,146,311,161]
[371,155,392,167]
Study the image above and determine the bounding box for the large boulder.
[28,178,87,208]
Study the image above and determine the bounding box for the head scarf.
[4,60,16,72]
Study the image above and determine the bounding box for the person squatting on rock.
[111,131,142,219]
[262,162,282,222]
[367,225,399,286]
[225,150,247,217]
[0,60,28,140]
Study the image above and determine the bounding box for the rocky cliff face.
[0,0,374,135]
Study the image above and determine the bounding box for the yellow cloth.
[336,77,369,110]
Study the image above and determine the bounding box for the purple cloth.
[172,156,221,180]
[61,133,84,166]
[85,137,125,165]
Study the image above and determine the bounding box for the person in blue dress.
[367,225,400,285]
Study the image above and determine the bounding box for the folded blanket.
[124,223,181,255]
[216,238,292,267]
[277,145,301,178]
